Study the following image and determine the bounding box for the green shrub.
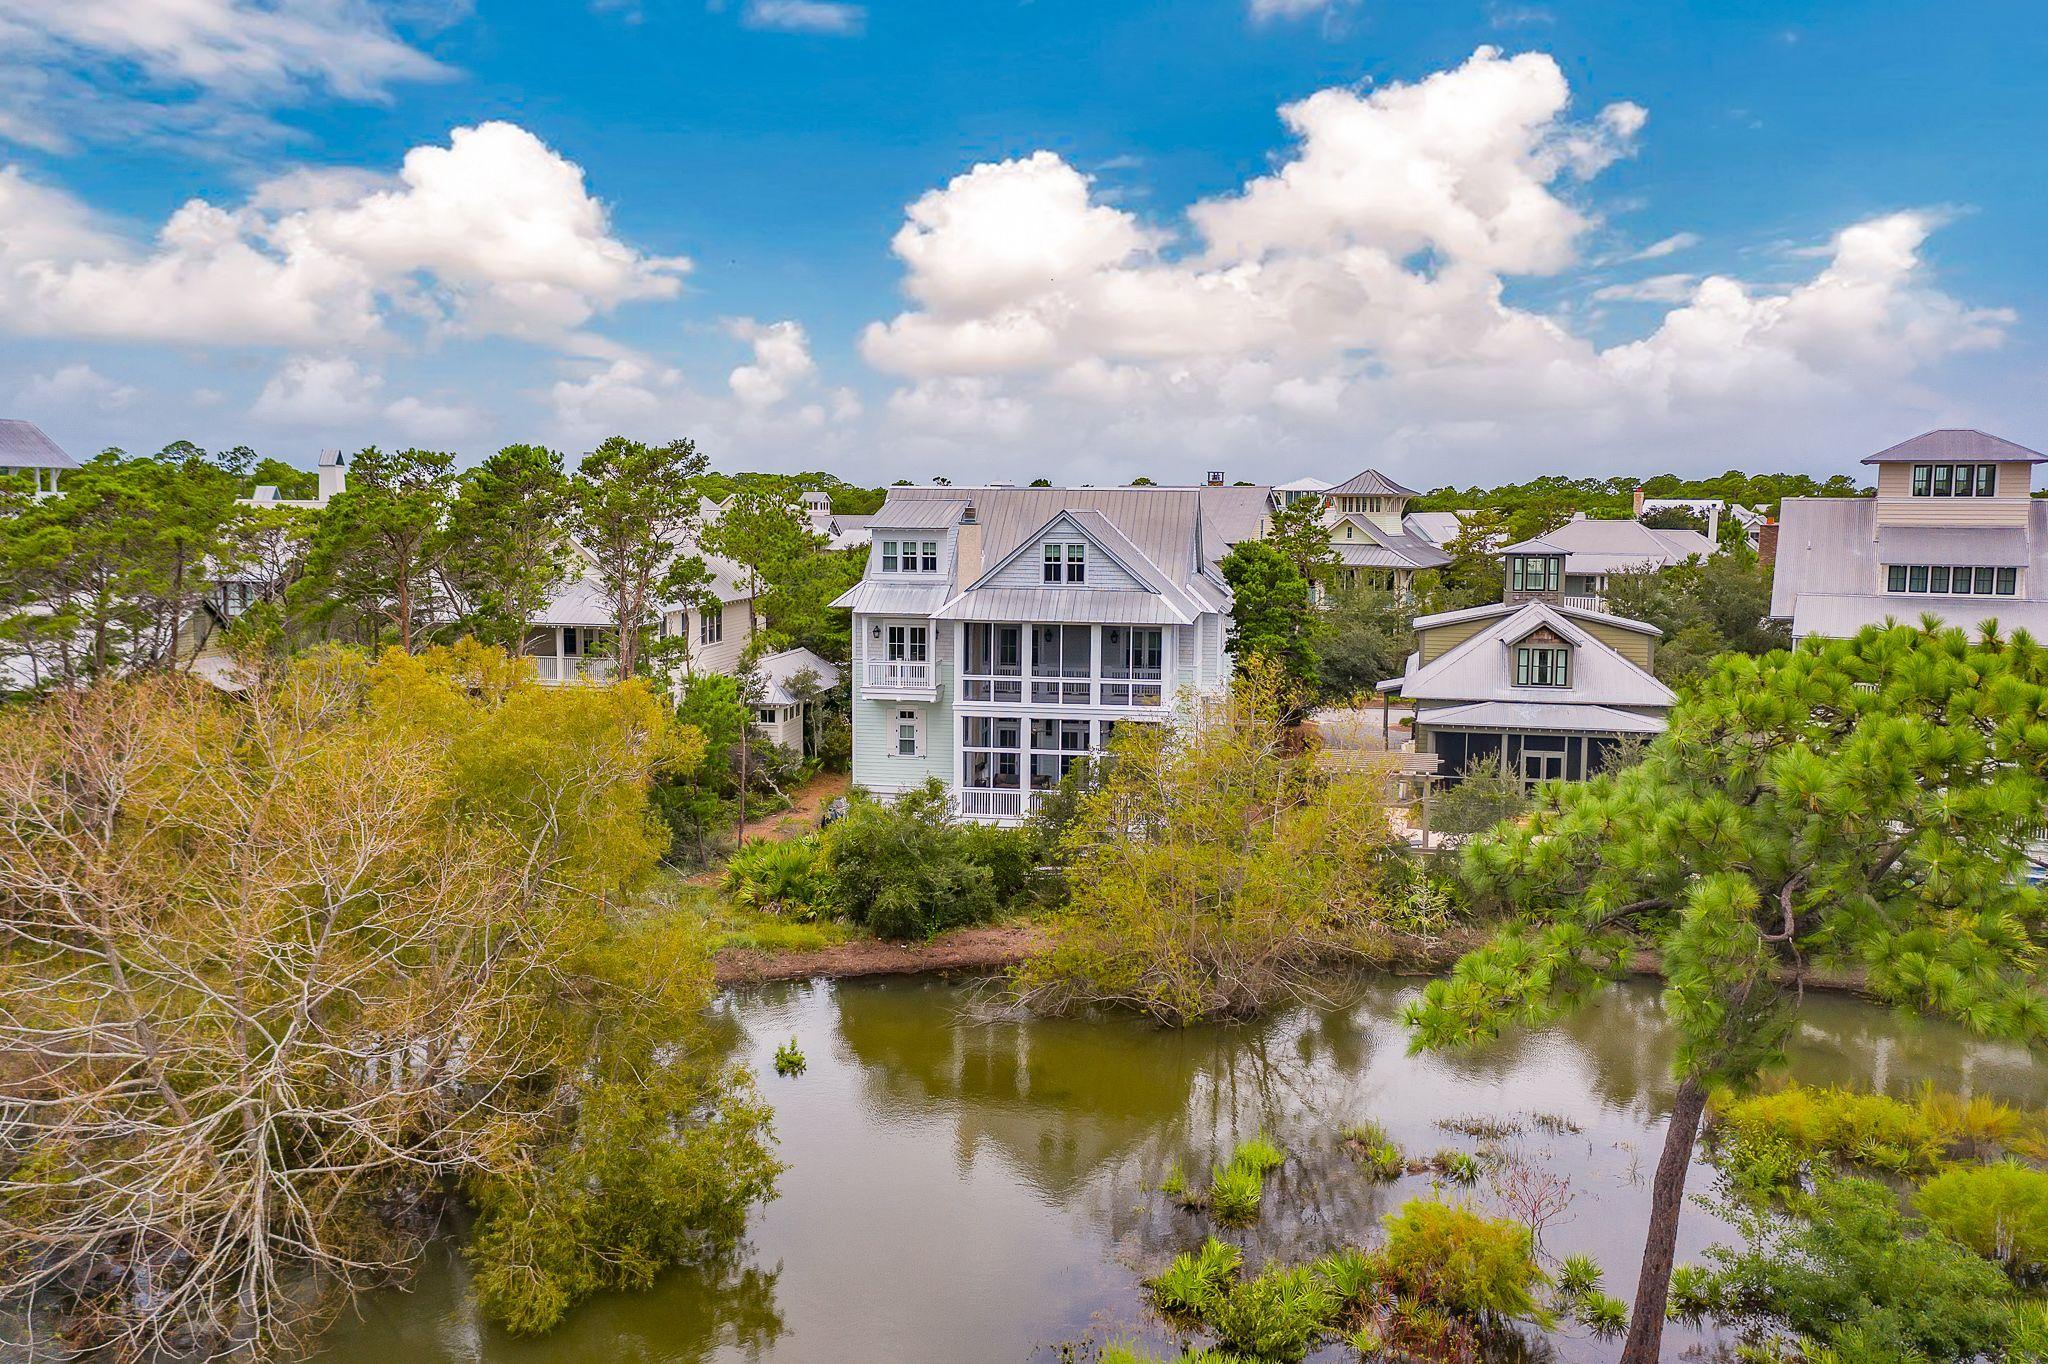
[1209,1162,1266,1225]
[1378,1198,1549,1324]
[1149,1237,1242,1317]
[719,837,829,916]
[820,780,1035,938]
[1665,1263,1718,1324]
[1914,1161,2048,1275]
[1690,1176,2017,1360]
[1429,757,1531,836]
[1553,1252,1601,1300]
[1204,1263,1340,1363]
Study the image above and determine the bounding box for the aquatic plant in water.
[1209,1162,1265,1225]
[1149,1237,1242,1317]
[1340,1120,1405,1181]
[773,1038,806,1077]
[1432,1149,1481,1185]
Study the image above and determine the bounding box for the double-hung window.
[699,608,723,645]
[879,539,941,574]
[1515,646,1570,687]
[1042,542,1087,584]
[895,709,923,757]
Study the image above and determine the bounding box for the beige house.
[1771,428,2048,639]
[1384,538,1675,786]
[1316,468,1451,593]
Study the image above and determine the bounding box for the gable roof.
[1327,468,1417,498]
[1862,429,2047,465]
[756,646,840,705]
[0,419,77,470]
[1331,513,1452,570]
[1396,600,1675,709]
[1500,517,1713,573]
[873,483,1269,586]
[936,507,1210,624]
[1412,598,1662,637]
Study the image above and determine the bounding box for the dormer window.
[1911,462,1997,497]
[879,539,940,574]
[1043,542,1086,584]
[1515,645,1571,687]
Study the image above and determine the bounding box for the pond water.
[315,975,2047,1364]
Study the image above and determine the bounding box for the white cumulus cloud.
[0,122,688,349]
[856,48,2013,482]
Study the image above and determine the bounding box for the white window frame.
[699,606,724,645]
[1042,541,1087,584]
[895,708,924,758]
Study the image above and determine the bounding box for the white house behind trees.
[833,482,1271,823]
[1494,514,1715,610]
[0,418,78,499]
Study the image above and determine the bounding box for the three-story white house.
[833,483,1272,821]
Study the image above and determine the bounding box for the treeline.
[0,438,877,692]
[1411,469,1865,542]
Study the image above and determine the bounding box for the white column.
[555,626,567,682]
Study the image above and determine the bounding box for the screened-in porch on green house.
[1417,700,1664,786]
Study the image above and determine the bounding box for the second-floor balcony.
[864,657,937,697]
[1563,594,1605,612]
[532,655,617,685]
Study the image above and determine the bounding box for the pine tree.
[1407,622,2048,1363]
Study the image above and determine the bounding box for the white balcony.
[530,655,617,685]
[957,787,1049,822]
[1563,595,1605,612]
[958,787,1023,819]
[865,658,937,698]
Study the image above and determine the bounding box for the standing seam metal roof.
[0,419,77,470]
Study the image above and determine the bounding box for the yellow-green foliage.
[1378,1199,1551,1325]
[1914,1161,2048,1275]
[1015,661,1416,1024]
[1711,1081,2023,1179]
[0,645,777,1349]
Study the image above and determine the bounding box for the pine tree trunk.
[1620,1074,1707,1364]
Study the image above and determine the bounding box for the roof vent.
[1205,469,1225,487]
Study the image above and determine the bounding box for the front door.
[1520,750,1563,785]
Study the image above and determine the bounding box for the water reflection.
[316,975,2044,1364]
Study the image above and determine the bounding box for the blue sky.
[0,0,2043,486]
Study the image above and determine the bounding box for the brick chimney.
[1758,520,1780,573]
[1632,486,1645,518]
